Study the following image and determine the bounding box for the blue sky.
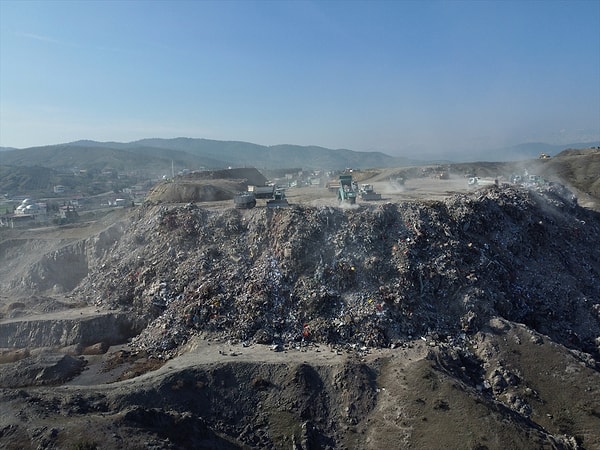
[1,0,599,158]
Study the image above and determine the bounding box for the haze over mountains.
[1,138,599,172]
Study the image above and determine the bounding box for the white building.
[0,199,48,228]
[15,198,46,216]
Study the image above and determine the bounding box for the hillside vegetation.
[0,138,414,173]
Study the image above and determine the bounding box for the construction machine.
[234,187,289,209]
[359,184,382,201]
[266,188,290,208]
[248,184,276,199]
[234,192,257,209]
[337,175,357,205]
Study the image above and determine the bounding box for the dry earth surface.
[1,149,599,449]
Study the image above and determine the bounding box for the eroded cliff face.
[0,311,141,348]
[15,240,89,293]
[0,220,128,302]
[87,220,129,270]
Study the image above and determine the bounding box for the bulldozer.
[359,184,382,201]
[266,188,290,208]
[337,175,357,205]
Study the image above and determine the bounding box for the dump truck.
[234,187,289,209]
[233,192,257,209]
[359,184,382,201]
[248,184,275,199]
[337,175,357,204]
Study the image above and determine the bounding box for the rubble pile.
[75,183,600,360]
[145,167,268,203]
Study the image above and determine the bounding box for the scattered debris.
[73,183,600,364]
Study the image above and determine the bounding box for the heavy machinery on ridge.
[337,175,357,205]
[248,184,276,199]
[233,186,289,209]
[358,184,382,201]
[233,192,257,209]
[266,188,290,208]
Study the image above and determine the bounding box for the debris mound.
[145,168,268,203]
[75,184,600,361]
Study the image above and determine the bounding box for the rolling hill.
[0,138,416,172]
[2,138,599,173]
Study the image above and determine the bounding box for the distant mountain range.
[468,141,600,162]
[0,138,414,172]
[1,138,598,173]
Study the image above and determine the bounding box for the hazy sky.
[1,0,599,158]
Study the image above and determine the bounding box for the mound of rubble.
[145,168,268,203]
[76,183,600,362]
